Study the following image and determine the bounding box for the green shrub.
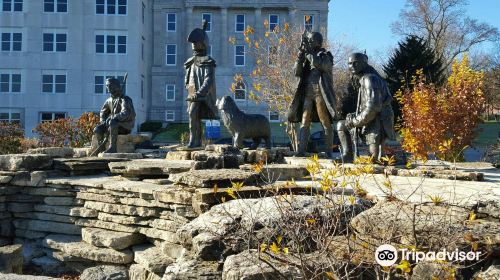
[140,121,163,132]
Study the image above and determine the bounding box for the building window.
[304,15,314,31]
[40,112,66,122]
[269,111,280,122]
[269,14,279,32]
[95,33,126,54]
[235,14,245,33]
[166,44,176,65]
[202,13,211,32]
[0,110,21,124]
[165,110,175,121]
[165,84,175,101]
[44,0,67,13]
[42,72,66,94]
[2,0,22,12]
[235,45,245,66]
[0,72,21,93]
[167,13,176,32]
[234,82,246,100]
[96,0,126,15]
[43,32,67,52]
[94,72,125,94]
[1,32,22,51]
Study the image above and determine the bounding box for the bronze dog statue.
[216,96,271,149]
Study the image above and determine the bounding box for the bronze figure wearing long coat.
[287,49,337,123]
[184,56,218,120]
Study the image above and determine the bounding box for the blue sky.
[328,0,500,64]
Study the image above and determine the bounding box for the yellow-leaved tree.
[397,55,485,161]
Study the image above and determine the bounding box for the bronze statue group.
[92,21,396,163]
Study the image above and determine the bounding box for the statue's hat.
[187,20,210,48]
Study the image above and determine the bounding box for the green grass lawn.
[473,122,500,146]
[153,121,499,147]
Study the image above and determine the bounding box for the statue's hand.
[345,113,355,129]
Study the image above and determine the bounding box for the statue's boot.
[94,133,106,154]
[324,127,334,158]
[297,126,310,156]
[104,126,118,153]
[187,122,202,148]
[337,130,353,163]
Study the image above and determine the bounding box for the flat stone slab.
[0,154,53,171]
[12,212,76,224]
[80,265,129,280]
[99,152,143,159]
[165,151,192,160]
[169,169,259,188]
[82,227,146,250]
[0,274,59,280]
[152,186,193,205]
[53,157,128,172]
[69,207,98,218]
[75,219,141,233]
[97,212,150,226]
[84,201,161,217]
[13,219,81,235]
[27,147,74,158]
[108,159,194,177]
[43,234,134,264]
[47,175,167,195]
[240,163,309,181]
[133,244,174,274]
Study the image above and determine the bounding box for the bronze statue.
[184,21,218,148]
[336,53,396,162]
[93,77,136,154]
[287,31,337,156]
[217,95,271,149]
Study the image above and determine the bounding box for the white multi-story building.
[150,0,330,124]
[0,0,329,136]
[0,0,153,136]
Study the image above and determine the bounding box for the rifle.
[89,73,128,156]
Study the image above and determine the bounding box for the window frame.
[42,31,67,52]
[96,0,127,15]
[202,13,212,32]
[0,70,22,94]
[40,112,67,122]
[165,84,175,101]
[1,31,22,52]
[269,111,280,122]
[234,82,246,101]
[235,14,245,33]
[165,44,176,66]
[269,14,279,32]
[165,110,175,121]
[41,70,67,94]
[43,0,68,13]
[0,109,22,124]
[234,45,245,66]
[2,0,23,12]
[95,31,127,54]
[166,13,176,32]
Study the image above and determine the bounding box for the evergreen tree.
[384,35,445,122]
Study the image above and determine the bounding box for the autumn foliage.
[0,122,25,154]
[33,112,100,148]
[397,55,485,161]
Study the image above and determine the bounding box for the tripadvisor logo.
[375,244,481,266]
